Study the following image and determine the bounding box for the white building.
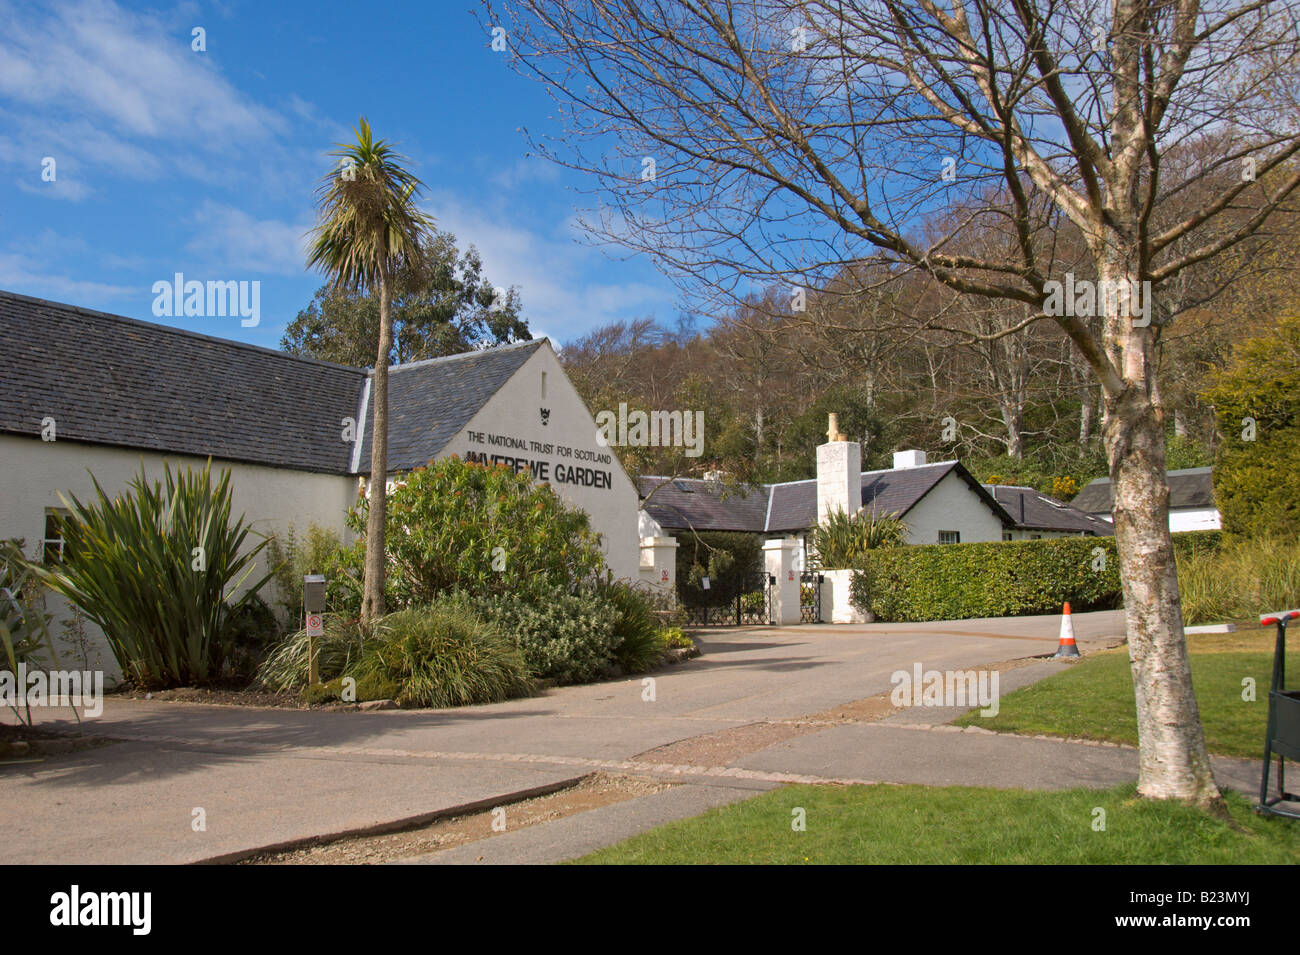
[1070,466,1221,532]
[639,445,1109,563]
[0,290,641,677]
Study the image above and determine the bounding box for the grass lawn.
[573,783,1300,864]
[953,630,1294,758]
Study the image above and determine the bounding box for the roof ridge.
[0,288,367,377]
[387,337,547,373]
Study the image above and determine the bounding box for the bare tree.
[490,0,1300,805]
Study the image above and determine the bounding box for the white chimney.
[817,414,861,525]
[893,450,927,469]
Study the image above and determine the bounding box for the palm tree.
[307,117,434,627]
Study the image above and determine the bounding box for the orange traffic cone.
[1053,602,1080,658]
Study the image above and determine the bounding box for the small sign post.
[304,575,326,686]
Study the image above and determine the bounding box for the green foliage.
[347,457,606,608]
[1178,537,1300,624]
[812,509,906,568]
[219,594,280,681]
[660,626,694,649]
[600,580,670,673]
[852,537,1121,621]
[1202,316,1300,538]
[466,587,621,685]
[675,531,763,608]
[266,524,352,624]
[36,462,273,688]
[284,229,529,367]
[0,539,56,675]
[255,617,366,691]
[851,531,1222,622]
[353,604,534,708]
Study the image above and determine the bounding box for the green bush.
[0,539,56,675]
[850,531,1222,622]
[812,509,906,569]
[299,672,402,705]
[661,626,694,649]
[256,616,366,691]
[675,531,762,609]
[266,523,355,624]
[346,457,606,609]
[851,536,1120,622]
[600,580,669,673]
[467,587,621,684]
[219,594,280,681]
[352,604,534,708]
[36,462,274,688]
[1202,315,1300,539]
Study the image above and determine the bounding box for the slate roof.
[1071,467,1216,515]
[637,476,771,533]
[0,289,542,475]
[354,339,546,473]
[639,461,1017,533]
[984,485,1112,535]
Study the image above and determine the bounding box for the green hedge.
[851,531,1221,623]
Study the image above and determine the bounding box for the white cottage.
[0,290,641,677]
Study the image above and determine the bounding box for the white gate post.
[763,537,802,626]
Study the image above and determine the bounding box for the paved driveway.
[4,609,1248,864]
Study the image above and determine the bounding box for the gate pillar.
[763,537,802,626]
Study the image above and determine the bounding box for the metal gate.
[683,572,774,626]
[800,571,824,623]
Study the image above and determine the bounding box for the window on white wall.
[938,530,960,545]
[42,509,69,565]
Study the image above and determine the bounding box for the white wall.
[903,472,1006,545]
[1170,507,1222,532]
[438,344,642,581]
[0,434,357,682]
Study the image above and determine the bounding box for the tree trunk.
[360,269,392,628]
[1098,250,1220,807]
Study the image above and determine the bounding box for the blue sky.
[0,0,683,350]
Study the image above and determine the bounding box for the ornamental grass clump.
[353,603,535,708]
[37,462,273,688]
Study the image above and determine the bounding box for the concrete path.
[3,608,1249,865]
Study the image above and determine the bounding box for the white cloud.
[0,0,285,188]
[184,201,311,275]
[423,189,675,341]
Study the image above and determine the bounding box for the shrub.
[347,457,606,609]
[851,536,1122,622]
[600,580,669,673]
[661,626,694,649]
[218,594,280,681]
[849,531,1222,622]
[675,531,762,608]
[812,509,906,568]
[467,587,620,684]
[352,604,534,708]
[266,523,354,624]
[256,616,366,691]
[0,539,56,674]
[1202,315,1300,539]
[37,462,273,688]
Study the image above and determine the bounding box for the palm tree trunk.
[361,268,392,627]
